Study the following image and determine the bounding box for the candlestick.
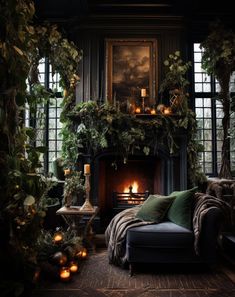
[141,97,145,113]
[80,170,94,211]
[84,164,90,175]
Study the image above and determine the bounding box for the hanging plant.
[160,51,191,114]
[200,20,235,179]
[0,0,83,293]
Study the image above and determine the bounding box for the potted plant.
[63,171,85,207]
[159,50,191,114]
[200,21,235,179]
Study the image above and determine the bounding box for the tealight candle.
[150,109,156,115]
[164,107,172,115]
[84,164,90,175]
[69,261,78,273]
[78,248,88,259]
[135,107,141,114]
[60,267,70,281]
[53,232,63,243]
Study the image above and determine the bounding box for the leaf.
[13,46,24,56]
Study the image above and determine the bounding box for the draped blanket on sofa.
[105,192,230,267]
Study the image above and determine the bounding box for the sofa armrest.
[198,207,224,263]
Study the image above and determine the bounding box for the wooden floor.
[31,238,235,297]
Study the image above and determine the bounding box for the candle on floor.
[69,261,78,273]
[60,267,70,281]
[53,232,63,243]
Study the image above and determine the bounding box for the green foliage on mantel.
[61,101,205,186]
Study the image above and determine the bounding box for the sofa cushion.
[127,222,194,248]
[135,194,176,223]
[167,187,198,230]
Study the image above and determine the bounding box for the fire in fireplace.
[112,181,150,214]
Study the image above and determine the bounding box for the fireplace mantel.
[66,101,200,231]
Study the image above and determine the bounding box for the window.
[193,43,235,176]
[27,58,63,174]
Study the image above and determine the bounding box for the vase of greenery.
[200,21,235,179]
[159,50,191,114]
[63,171,85,207]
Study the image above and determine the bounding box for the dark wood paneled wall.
[71,15,188,104]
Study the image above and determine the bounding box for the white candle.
[84,164,90,174]
[141,88,146,97]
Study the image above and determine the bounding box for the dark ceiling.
[34,0,235,23]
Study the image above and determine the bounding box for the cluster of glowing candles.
[52,232,88,281]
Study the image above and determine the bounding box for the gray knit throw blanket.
[105,192,230,267]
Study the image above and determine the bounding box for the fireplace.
[91,136,187,232]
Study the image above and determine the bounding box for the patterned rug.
[32,250,235,297]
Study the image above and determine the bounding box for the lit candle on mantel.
[141,88,147,97]
[164,107,172,115]
[150,109,156,115]
[135,107,141,114]
[84,164,90,175]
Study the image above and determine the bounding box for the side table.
[56,206,99,251]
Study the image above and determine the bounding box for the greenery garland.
[62,101,205,187]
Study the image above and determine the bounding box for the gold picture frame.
[105,38,158,108]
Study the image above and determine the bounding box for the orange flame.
[124,181,139,193]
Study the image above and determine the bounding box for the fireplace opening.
[112,184,150,214]
[94,155,164,231]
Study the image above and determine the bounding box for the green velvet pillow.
[167,187,198,230]
[136,195,176,223]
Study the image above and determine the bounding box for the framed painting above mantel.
[105,38,158,112]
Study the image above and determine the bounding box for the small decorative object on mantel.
[163,106,172,115]
[135,106,141,114]
[156,104,165,114]
[80,164,94,211]
[150,108,156,115]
